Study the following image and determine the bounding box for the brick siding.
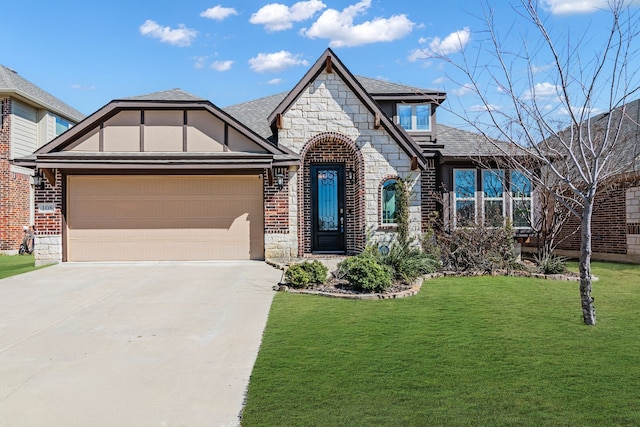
[264,167,289,233]
[299,133,365,256]
[0,98,33,252]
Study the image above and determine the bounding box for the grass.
[242,261,640,426]
[0,254,45,279]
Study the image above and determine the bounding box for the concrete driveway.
[0,261,282,427]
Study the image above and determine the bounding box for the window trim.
[396,103,431,132]
[510,170,533,229]
[380,177,399,227]
[482,169,506,227]
[453,168,477,228]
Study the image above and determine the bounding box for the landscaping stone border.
[267,258,590,300]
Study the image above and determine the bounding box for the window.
[382,179,398,224]
[482,170,505,227]
[454,169,476,226]
[511,171,532,228]
[55,116,72,136]
[397,103,431,131]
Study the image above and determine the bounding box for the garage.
[66,175,264,261]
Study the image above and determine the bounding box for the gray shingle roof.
[0,64,85,122]
[121,88,205,102]
[222,79,508,160]
[223,92,286,139]
[355,75,436,95]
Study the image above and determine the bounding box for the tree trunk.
[579,201,596,325]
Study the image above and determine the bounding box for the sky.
[3,0,640,127]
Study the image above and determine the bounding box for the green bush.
[285,261,328,288]
[534,253,568,274]
[336,256,392,293]
[364,240,439,283]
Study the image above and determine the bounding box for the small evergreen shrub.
[336,256,392,293]
[285,260,328,288]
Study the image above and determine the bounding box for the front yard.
[242,262,640,426]
[0,254,44,280]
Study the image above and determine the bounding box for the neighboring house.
[539,97,640,263]
[0,65,84,253]
[16,49,532,264]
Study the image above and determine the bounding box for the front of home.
[17,49,535,265]
[0,64,85,254]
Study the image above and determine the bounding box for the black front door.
[311,164,345,253]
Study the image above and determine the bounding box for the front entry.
[311,164,345,253]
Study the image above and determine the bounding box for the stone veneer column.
[626,186,640,255]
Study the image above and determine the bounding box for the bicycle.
[19,226,35,255]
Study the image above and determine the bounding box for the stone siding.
[277,70,421,256]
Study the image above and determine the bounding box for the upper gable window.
[397,103,431,132]
[55,116,72,136]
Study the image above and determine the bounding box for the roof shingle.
[0,64,85,122]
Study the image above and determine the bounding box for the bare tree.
[434,0,640,325]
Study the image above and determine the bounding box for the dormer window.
[397,103,431,132]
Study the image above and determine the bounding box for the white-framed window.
[511,171,533,228]
[381,179,398,225]
[482,170,505,227]
[396,103,431,132]
[454,169,476,227]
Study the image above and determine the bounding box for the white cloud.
[452,83,474,96]
[418,37,428,44]
[301,0,415,47]
[200,5,239,21]
[139,20,197,47]
[432,77,446,85]
[211,60,234,71]
[558,104,603,116]
[249,51,309,72]
[470,103,500,112]
[71,84,95,90]
[531,63,554,74]
[408,28,470,61]
[268,78,283,85]
[250,0,326,31]
[541,0,614,14]
[192,56,208,69]
[524,82,559,100]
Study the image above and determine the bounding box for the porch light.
[347,168,355,182]
[276,173,285,190]
[33,170,45,190]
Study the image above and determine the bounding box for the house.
[536,97,640,263]
[0,65,85,253]
[17,49,532,265]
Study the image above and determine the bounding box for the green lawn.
[242,262,640,426]
[0,254,45,279]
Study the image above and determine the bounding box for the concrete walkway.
[0,261,282,427]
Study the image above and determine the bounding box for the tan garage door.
[66,175,264,261]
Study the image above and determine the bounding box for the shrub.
[365,240,439,283]
[433,221,518,273]
[285,261,328,289]
[534,253,568,274]
[336,256,392,293]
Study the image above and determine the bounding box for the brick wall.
[421,158,437,230]
[33,169,64,264]
[299,133,365,255]
[554,183,629,254]
[0,98,33,252]
[264,166,289,233]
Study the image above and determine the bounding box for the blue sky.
[3,0,639,126]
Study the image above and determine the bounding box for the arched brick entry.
[298,132,365,256]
